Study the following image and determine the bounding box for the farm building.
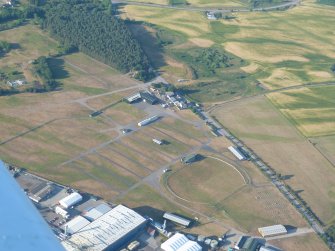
[61,205,147,251]
[138,115,159,127]
[228,146,246,161]
[83,203,111,221]
[140,92,159,105]
[163,212,192,227]
[125,93,142,103]
[63,216,90,235]
[181,154,199,164]
[161,233,202,251]
[258,225,287,238]
[59,192,83,209]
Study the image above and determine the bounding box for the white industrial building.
[228,146,246,161]
[59,192,82,209]
[138,115,159,127]
[62,205,147,251]
[258,225,287,238]
[126,93,142,103]
[55,206,69,219]
[161,233,202,251]
[83,203,111,221]
[63,216,90,235]
[163,212,191,227]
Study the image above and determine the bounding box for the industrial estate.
[0,0,334,251]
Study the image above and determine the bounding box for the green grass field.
[268,86,335,137]
[167,157,245,203]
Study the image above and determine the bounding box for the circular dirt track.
[166,156,247,204]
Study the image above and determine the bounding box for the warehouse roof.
[62,205,147,251]
[83,203,111,221]
[178,240,202,251]
[126,93,141,103]
[161,233,201,251]
[163,212,191,227]
[63,216,90,234]
[140,92,159,104]
[59,192,82,209]
[258,225,287,237]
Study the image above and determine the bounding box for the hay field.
[269,233,329,251]
[267,86,335,137]
[123,6,211,37]
[310,135,335,166]
[123,2,335,91]
[220,2,335,89]
[212,96,335,225]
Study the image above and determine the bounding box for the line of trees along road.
[39,0,152,81]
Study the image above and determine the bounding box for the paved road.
[113,0,300,12]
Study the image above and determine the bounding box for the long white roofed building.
[59,192,82,209]
[258,224,287,238]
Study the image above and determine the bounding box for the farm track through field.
[207,81,335,113]
[113,0,300,12]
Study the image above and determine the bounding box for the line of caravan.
[138,115,159,127]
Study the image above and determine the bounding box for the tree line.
[30,56,59,92]
[37,0,152,81]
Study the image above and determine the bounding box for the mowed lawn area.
[0,24,213,212]
[167,157,246,204]
[0,24,143,198]
[212,96,335,225]
[164,155,306,233]
[269,232,329,251]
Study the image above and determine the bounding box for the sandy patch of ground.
[224,42,310,64]
[308,70,333,78]
[189,38,214,48]
[241,62,259,73]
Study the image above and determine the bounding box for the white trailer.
[153,139,163,145]
[228,146,246,161]
[138,115,159,127]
